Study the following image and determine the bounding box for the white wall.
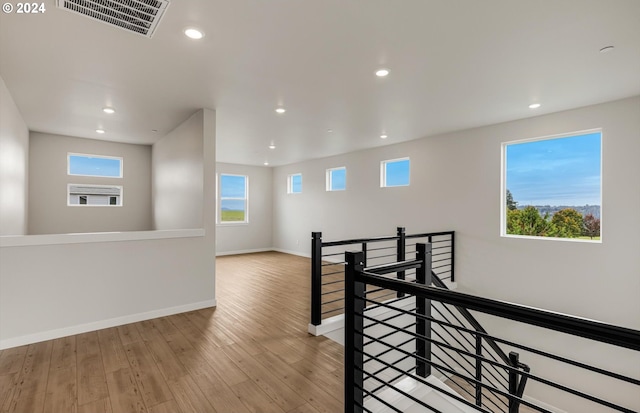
[0,76,29,235]
[216,162,273,255]
[152,111,204,230]
[0,108,217,350]
[273,97,640,411]
[28,132,152,234]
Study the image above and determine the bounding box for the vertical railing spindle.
[396,227,406,298]
[361,242,367,268]
[450,231,456,282]
[475,335,483,407]
[509,352,520,413]
[311,232,322,326]
[345,251,365,413]
[416,243,432,377]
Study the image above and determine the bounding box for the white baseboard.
[308,313,345,336]
[0,299,217,350]
[216,248,272,256]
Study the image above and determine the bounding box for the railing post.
[450,231,456,282]
[311,232,322,326]
[509,351,520,413]
[361,242,367,268]
[475,336,483,407]
[396,227,406,298]
[416,243,432,377]
[345,251,365,413]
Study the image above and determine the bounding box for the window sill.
[0,228,205,247]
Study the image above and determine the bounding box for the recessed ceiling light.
[269,144,276,149]
[528,103,541,109]
[96,129,105,134]
[376,69,390,77]
[264,161,269,166]
[184,28,204,40]
[380,134,388,139]
[327,129,333,133]
[102,107,115,114]
[599,45,614,53]
[275,108,286,114]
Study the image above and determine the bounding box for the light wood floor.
[0,252,344,413]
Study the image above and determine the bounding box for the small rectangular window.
[381,158,410,187]
[68,153,123,178]
[288,173,302,194]
[503,130,602,241]
[68,184,122,206]
[326,167,346,191]
[219,174,248,223]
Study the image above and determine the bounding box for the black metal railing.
[345,244,640,413]
[311,227,455,326]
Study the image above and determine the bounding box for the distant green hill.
[518,205,600,219]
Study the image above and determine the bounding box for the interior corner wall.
[152,111,204,230]
[0,76,29,235]
[215,162,273,255]
[272,97,640,411]
[27,132,152,234]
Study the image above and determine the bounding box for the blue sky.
[69,155,121,177]
[506,132,601,206]
[329,168,346,190]
[386,159,410,186]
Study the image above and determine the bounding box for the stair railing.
[344,245,640,413]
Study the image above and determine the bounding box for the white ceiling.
[1,0,639,166]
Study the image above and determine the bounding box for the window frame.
[500,128,602,242]
[67,184,123,207]
[218,173,249,224]
[287,173,303,194]
[326,167,347,191]
[67,153,123,178]
[380,157,411,188]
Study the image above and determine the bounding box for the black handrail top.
[322,235,399,247]
[365,259,423,275]
[320,230,454,248]
[357,271,640,351]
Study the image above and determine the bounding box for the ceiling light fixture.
[380,134,388,139]
[264,161,269,166]
[528,103,541,109]
[327,129,333,133]
[269,144,276,149]
[376,68,390,77]
[599,45,614,53]
[275,108,286,114]
[96,129,106,134]
[102,107,115,114]
[184,28,204,40]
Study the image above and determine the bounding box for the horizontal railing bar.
[321,252,345,258]
[356,332,553,413]
[361,295,414,313]
[364,245,397,252]
[405,231,455,239]
[356,347,501,413]
[366,253,397,260]
[321,279,344,286]
[362,295,638,386]
[321,307,344,315]
[361,312,507,389]
[321,270,343,276]
[359,272,640,351]
[322,235,399,247]
[365,259,423,275]
[368,366,418,395]
[322,297,344,305]
[366,291,396,302]
[321,288,345,296]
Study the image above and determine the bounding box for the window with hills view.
[219,174,248,223]
[503,130,602,241]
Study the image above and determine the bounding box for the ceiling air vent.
[57,0,170,38]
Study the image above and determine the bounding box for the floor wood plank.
[0,252,345,413]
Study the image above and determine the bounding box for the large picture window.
[68,153,123,178]
[503,130,602,241]
[219,174,248,223]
